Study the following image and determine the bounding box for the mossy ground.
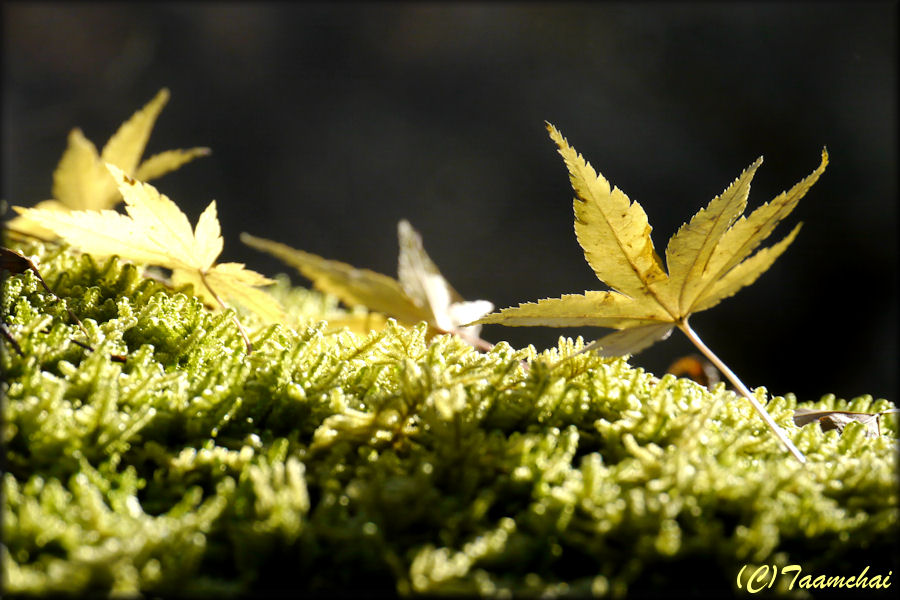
[2,240,898,597]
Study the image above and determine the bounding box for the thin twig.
[71,339,128,363]
[677,318,806,464]
[1,323,24,356]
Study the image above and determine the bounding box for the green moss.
[2,240,897,597]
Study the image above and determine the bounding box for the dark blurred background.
[3,2,896,403]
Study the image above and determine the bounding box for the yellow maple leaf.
[241,220,494,349]
[475,123,827,356]
[470,122,828,463]
[9,88,209,237]
[14,165,286,344]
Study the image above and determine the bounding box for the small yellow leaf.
[242,221,494,344]
[16,165,284,326]
[475,125,826,360]
[9,88,208,231]
[242,232,428,325]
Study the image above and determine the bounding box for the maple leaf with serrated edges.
[469,122,828,463]
[9,88,209,238]
[14,164,286,350]
[473,123,827,356]
[241,220,494,350]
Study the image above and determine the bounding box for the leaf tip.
[240,232,262,247]
[154,87,171,104]
[545,122,570,157]
[104,161,123,176]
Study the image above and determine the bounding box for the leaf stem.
[199,269,253,354]
[677,318,806,464]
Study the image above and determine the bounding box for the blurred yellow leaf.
[242,220,493,348]
[14,165,285,332]
[10,88,209,237]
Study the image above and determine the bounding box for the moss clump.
[2,240,897,597]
